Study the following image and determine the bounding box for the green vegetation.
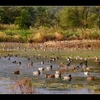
[0,6,100,43]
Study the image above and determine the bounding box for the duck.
[45,74,55,78]
[46,65,52,71]
[17,62,21,66]
[55,70,60,74]
[85,67,92,71]
[40,60,44,64]
[38,67,44,71]
[84,71,89,76]
[87,76,94,81]
[27,62,33,67]
[33,70,40,76]
[63,75,72,81]
[55,73,62,78]
[13,70,20,75]
[45,74,50,78]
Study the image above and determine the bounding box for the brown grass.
[11,77,36,94]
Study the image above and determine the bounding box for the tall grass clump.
[1,24,100,43]
[63,29,79,40]
[27,26,66,43]
[2,29,33,43]
[10,77,36,94]
[0,24,18,30]
[76,28,100,39]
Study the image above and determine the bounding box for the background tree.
[14,9,30,29]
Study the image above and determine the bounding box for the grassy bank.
[0,24,100,43]
[0,40,100,59]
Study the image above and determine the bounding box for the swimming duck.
[45,74,55,78]
[87,76,94,81]
[55,73,62,78]
[84,71,89,76]
[55,70,60,74]
[40,60,44,64]
[63,75,72,81]
[33,70,40,76]
[13,70,20,75]
[46,65,52,71]
[38,67,44,71]
[85,67,92,71]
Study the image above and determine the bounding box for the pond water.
[0,55,100,94]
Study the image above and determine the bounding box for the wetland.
[0,40,100,94]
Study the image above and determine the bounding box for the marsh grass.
[0,24,100,43]
[0,41,100,93]
[10,77,36,94]
[0,41,100,59]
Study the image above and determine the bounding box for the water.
[0,42,100,94]
[35,88,94,94]
[0,55,99,94]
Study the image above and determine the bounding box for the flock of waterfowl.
[0,42,100,85]
[1,52,98,82]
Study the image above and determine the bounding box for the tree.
[34,6,58,28]
[92,6,100,29]
[14,9,30,29]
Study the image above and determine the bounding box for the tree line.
[0,6,100,29]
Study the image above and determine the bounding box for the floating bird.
[33,70,40,76]
[85,67,92,71]
[13,70,20,75]
[46,65,52,71]
[27,62,33,67]
[63,75,72,81]
[40,60,44,64]
[45,74,55,78]
[84,71,89,76]
[87,76,94,81]
[45,74,50,78]
[38,67,44,71]
[55,70,60,74]
[55,73,62,78]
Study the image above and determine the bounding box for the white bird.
[63,75,72,81]
[55,73,61,78]
[46,65,52,71]
[84,71,89,76]
[40,60,44,64]
[55,70,60,74]
[33,70,40,76]
[38,67,44,71]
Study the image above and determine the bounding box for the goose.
[63,75,72,81]
[33,70,40,76]
[13,70,20,75]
